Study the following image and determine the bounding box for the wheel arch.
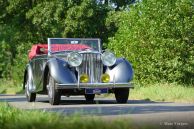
[43,59,77,85]
[106,58,134,83]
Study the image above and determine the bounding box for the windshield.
[48,38,101,53]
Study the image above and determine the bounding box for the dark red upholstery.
[28,44,91,60]
[28,44,48,60]
[50,44,91,52]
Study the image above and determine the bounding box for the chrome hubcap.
[25,80,30,97]
[47,76,53,98]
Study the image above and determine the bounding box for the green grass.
[0,79,23,94]
[130,83,194,103]
[0,102,155,129]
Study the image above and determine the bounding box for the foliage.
[0,0,109,84]
[64,0,109,40]
[0,103,135,129]
[107,0,194,84]
[26,1,68,39]
[100,0,136,10]
[0,25,15,78]
[0,0,193,85]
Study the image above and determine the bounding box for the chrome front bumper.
[55,82,134,89]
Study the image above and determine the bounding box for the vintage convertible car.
[23,38,134,105]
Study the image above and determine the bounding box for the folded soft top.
[28,44,91,60]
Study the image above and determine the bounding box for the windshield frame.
[47,38,101,55]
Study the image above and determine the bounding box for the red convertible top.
[28,44,91,60]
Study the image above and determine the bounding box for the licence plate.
[85,88,108,94]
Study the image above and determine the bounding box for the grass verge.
[0,102,154,129]
[130,83,194,103]
[0,79,23,94]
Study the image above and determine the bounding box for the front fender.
[45,58,77,84]
[106,58,133,83]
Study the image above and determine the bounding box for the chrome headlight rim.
[101,51,116,67]
[67,52,82,67]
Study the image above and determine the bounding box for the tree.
[101,0,136,10]
[64,0,109,41]
[0,0,110,81]
[107,0,194,84]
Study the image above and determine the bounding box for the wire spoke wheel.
[25,71,36,102]
[47,73,61,105]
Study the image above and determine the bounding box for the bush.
[107,0,194,84]
[0,0,193,86]
[12,42,32,84]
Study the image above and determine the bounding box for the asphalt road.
[1,94,194,129]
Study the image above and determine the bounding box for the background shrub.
[107,0,194,84]
[0,0,193,86]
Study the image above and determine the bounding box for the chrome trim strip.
[79,53,103,83]
[55,82,134,89]
[79,51,101,54]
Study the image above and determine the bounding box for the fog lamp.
[80,74,89,83]
[101,73,110,83]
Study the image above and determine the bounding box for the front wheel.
[47,73,61,105]
[25,71,36,102]
[114,88,129,103]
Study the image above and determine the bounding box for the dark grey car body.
[23,38,134,105]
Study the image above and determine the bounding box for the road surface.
[1,94,194,129]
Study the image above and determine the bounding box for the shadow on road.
[38,98,162,105]
[1,94,194,116]
[0,94,161,104]
[42,104,194,117]
[34,98,194,116]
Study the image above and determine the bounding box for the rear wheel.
[47,73,61,105]
[25,71,36,102]
[85,94,95,102]
[114,88,129,103]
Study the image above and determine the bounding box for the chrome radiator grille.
[79,53,103,83]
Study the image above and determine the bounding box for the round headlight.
[101,51,116,66]
[67,52,82,67]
